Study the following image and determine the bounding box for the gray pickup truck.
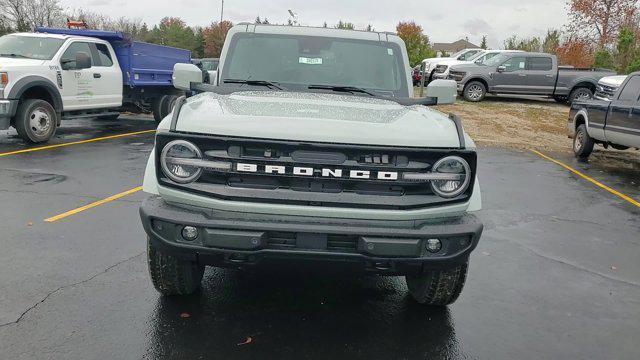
[448,52,616,103]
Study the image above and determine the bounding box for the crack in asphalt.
[0,252,145,328]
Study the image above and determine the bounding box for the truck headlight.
[435,65,448,73]
[429,156,471,198]
[160,140,203,183]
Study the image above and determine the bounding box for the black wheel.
[569,87,593,104]
[553,95,568,104]
[14,99,58,143]
[463,81,486,102]
[161,95,179,118]
[152,95,168,123]
[573,124,594,160]
[147,237,204,296]
[405,262,468,306]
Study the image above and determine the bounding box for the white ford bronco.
[140,24,483,306]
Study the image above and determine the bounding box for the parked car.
[448,52,616,103]
[421,48,483,84]
[0,27,190,143]
[432,50,524,81]
[569,72,640,160]
[140,23,483,306]
[594,75,627,101]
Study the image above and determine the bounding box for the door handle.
[518,74,527,77]
[545,74,554,78]
[93,73,101,78]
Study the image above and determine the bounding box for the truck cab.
[0,28,190,143]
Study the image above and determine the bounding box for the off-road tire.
[463,81,486,102]
[573,124,594,160]
[147,237,204,296]
[568,87,593,104]
[161,95,179,118]
[152,95,168,123]
[405,262,468,306]
[14,99,58,143]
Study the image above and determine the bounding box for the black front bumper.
[140,196,483,275]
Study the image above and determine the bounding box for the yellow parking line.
[0,129,156,157]
[531,149,640,208]
[45,186,142,222]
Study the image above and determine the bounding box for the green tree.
[504,35,542,52]
[480,35,488,49]
[626,57,640,72]
[543,29,561,54]
[616,26,636,73]
[593,48,614,68]
[396,21,435,66]
[335,20,355,30]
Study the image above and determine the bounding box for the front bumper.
[0,99,18,130]
[140,196,483,275]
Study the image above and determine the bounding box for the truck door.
[525,56,555,95]
[492,56,528,93]
[90,42,123,108]
[605,75,640,147]
[59,41,96,111]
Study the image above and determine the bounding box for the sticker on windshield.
[299,57,323,65]
[387,48,394,55]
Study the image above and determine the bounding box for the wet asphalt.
[0,116,639,360]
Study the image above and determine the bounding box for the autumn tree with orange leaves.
[203,20,233,58]
[567,0,638,48]
[556,38,595,67]
[396,21,435,66]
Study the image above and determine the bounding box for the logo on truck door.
[235,163,398,180]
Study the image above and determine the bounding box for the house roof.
[432,39,480,52]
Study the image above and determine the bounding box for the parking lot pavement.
[0,118,639,360]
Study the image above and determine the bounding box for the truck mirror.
[173,63,203,90]
[75,52,92,70]
[425,79,457,105]
[497,65,506,73]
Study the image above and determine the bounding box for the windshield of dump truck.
[0,35,65,60]
[220,33,409,97]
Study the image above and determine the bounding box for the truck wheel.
[573,124,594,160]
[405,262,468,306]
[569,87,593,104]
[147,237,204,296]
[152,95,168,123]
[14,99,58,143]
[463,82,486,102]
[162,95,179,118]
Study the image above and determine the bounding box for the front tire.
[573,124,594,160]
[152,95,168,123]
[147,237,204,296]
[405,262,468,306]
[463,81,486,102]
[14,99,58,143]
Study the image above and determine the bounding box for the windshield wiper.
[0,53,30,59]
[222,79,286,90]
[308,84,378,97]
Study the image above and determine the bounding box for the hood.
[164,91,462,148]
[0,57,46,69]
[598,75,627,87]
[449,63,484,72]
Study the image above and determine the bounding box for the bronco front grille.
[155,133,477,210]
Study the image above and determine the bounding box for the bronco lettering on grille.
[236,162,399,180]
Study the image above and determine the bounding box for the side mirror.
[75,52,92,70]
[173,63,203,90]
[425,79,457,105]
[497,65,506,73]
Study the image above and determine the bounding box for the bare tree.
[0,0,29,31]
[25,0,61,28]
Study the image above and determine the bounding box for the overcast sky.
[60,0,568,48]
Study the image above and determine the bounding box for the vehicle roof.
[233,23,399,42]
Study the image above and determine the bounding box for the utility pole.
[220,0,225,23]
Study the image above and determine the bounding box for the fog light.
[426,238,442,253]
[181,226,198,241]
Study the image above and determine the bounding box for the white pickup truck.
[0,27,190,143]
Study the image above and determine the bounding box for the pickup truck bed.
[34,27,191,87]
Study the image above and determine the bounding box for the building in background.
[433,39,480,57]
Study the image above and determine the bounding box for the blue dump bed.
[35,27,191,87]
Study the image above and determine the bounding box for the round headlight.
[430,156,471,198]
[161,140,203,184]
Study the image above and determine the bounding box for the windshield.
[483,53,510,67]
[474,52,502,65]
[220,33,408,97]
[201,59,219,71]
[468,51,488,61]
[0,35,64,60]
